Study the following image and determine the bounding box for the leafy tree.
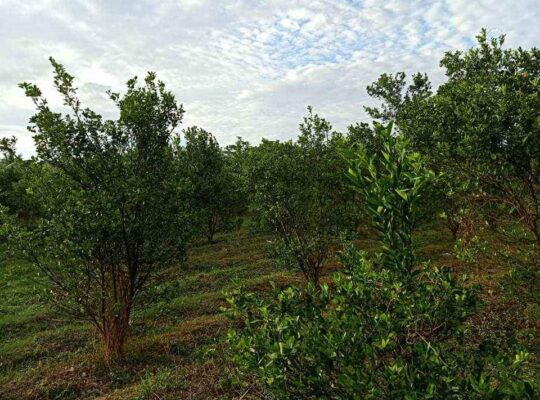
[247,108,356,283]
[0,137,37,222]
[225,123,537,399]
[365,71,432,126]
[224,137,251,224]
[433,30,540,245]
[348,122,434,274]
[367,30,540,246]
[11,58,192,363]
[0,137,20,216]
[181,126,240,242]
[0,136,17,159]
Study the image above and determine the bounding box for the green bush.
[247,107,358,283]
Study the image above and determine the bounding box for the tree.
[365,71,432,125]
[12,58,192,363]
[367,31,540,247]
[348,122,434,274]
[0,137,20,216]
[0,137,37,223]
[224,137,251,224]
[247,108,356,283]
[0,136,17,159]
[181,127,240,242]
[433,30,540,245]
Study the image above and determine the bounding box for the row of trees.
[226,121,537,398]
[222,30,540,398]
[0,30,538,396]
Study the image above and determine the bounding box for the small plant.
[454,235,489,264]
[135,367,185,400]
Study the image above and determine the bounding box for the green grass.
[0,226,537,399]
[0,230,288,399]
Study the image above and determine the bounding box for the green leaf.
[395,189,408,201]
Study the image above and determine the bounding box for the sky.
[1,0,539,157]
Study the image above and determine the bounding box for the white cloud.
[0,0,539,157]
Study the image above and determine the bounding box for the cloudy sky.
[1,0,539,156]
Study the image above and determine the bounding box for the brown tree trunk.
[102,305,130,365]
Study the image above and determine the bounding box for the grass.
[0,225,538,399]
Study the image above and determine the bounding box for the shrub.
[9,59,192,363]
[247,108,357,283]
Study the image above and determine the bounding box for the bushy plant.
[224,123,538,399]
[0,137,38,223]
[180,126,242,242]
[8,59,193,363]
[247,107,358,283]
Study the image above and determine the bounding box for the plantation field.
[1,225,536,399]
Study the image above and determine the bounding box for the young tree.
[248,108,356,283]
[12,58,192,363]
[348,122,434,274]
[181,127,239,242]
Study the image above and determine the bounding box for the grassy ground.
[0,226,537,399]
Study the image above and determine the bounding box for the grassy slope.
[0,226,537,399]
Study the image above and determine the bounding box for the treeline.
[0,30,539,398]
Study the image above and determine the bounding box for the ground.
[0,225,538,399]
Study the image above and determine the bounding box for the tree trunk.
[102,305,130,365]
[207,215,218,243]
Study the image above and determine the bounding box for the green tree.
[434,29,540,245]
[248,108,356,283]
[0,137,20,217]
[224,137,251,224]
[181,127,240,242]
[0,137,37,222]
[12,58,192,363]
[348,122,434,274]
[0,136,17,159]
[367,30,540,246]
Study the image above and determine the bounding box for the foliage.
[434,30,540,244]
[224,123,538,399]
[247,107,357,283]
[224,136,252,224]
[368,30,540,245]
[348,122,434,274]
[0,137,37,222]
[181,126,242,242]
[0,136,17,159]
[8,58,192,362]
[0,28,539,398]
